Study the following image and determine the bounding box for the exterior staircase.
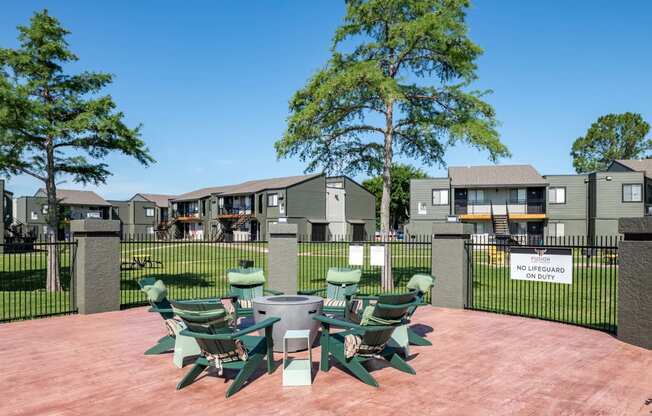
[492,214,509,236]
[155,218,178,240]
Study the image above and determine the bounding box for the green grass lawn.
[468,249,618,332]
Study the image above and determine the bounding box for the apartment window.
[145,208,155,217]
[258,194,263,214]
[86,211,101,219]
[473,222,490,234]
[549,222,565,237]
[510,188,526,203]
[432,189,449,205]
[267,193,278,207]
[41,205,49,214]
[30,211,38,220]
[146,226,154,235]
[623,184,642,202]
[548,187,566,204]
[468,189,484,203]
[279,200,285,214]
[417,202,427,215]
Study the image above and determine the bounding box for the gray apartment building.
[406,161,652,239]
[109,193,175,237]
[169,173,375,241]
[14,189,112,239]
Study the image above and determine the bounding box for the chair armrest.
[148,306,173,314]
[297,288,325,295]
[263,288,284,295]
[179,317,281,341]
[313,314,390,332]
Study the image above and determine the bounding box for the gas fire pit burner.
[253,295,323,352]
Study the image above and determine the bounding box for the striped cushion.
[237,299,253,309]
[324,298,346,308]
[344,334,387,358]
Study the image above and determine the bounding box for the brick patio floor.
[1,307,651,416]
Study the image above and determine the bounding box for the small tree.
[363,164,427,230]
[571,112,651,173]
[275,0,509,289]
[0,10,153,290]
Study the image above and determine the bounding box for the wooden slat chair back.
[138,277,177,355]
[171,300,237,357]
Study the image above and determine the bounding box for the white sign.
[349,245,364,266]
[370,245,386,267]
[510,247,573,284]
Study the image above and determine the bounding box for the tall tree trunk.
[45,142,61,292]
[380,100,394,290]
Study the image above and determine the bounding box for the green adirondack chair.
[298,267,361,319]
[405,274,436,347]
[138,278,202,367]
[226,268,283,318]
[171,300,280,398]
[314,292,418,388]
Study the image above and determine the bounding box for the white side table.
[283,329,312,386]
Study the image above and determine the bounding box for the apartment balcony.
[172,210,202,222]
[454,199,546,220]
[217,206,253,219]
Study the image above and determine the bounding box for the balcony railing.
[218,207,252,216]
[454,199,545,215]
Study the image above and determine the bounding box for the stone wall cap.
[432,222,474,236]
[618,217,652,234]
[70,219,121,234]
[269,223,298,235]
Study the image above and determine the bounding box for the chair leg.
[384,352,416,375]
[226,353,264,398]
[145,335,175,355]
[340,357,379,388]
[407,327,432,346]
[320,324,331,372]
[176,361,207,390]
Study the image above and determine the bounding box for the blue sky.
[2,1,651,199]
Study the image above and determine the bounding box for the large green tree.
[275,0,508,288]
[0,10,153,290]
[363,164,427,230]
[571,112,651,173]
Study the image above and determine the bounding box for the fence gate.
[465,236,618,334]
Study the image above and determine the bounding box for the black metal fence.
[466,235,620,333]
[298,235,432,302]
[120,235,268,308]
[0,239,77,322]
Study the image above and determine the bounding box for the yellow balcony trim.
[509,213,547,220]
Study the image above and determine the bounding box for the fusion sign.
[510,247,573,285]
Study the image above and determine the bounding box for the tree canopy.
[363,164,427,230]
[571,112,651,173]
[275,0,509,237]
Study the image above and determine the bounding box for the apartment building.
[169,173,375,241]
[14,189,112,239]
[406,161,652,239]
[109,193,175,237]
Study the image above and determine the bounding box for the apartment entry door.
[311,223,327,242]
[454,189,468,215]
[527,222,543,236]
[527,188,544,213]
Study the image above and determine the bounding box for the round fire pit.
[252,295,323,352]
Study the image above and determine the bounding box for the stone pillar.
[431,222,473,308]
[268,223,298,295]
[71,219,121,314]
[617,217,652,350]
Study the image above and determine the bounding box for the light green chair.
[405,274,435,347]
[226,268,283,318]
[138,277,201,368]
[299,267,361,319]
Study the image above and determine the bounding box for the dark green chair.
[138,277,176,355]
[314,292,418,388]
[171,300,280,398]
[226,268,283,318]
[298,267,361,319]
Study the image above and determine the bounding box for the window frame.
[548,186,566,205]
[144,207,155,217]
[417,201,427,215]
[267,193,279,207]
[622,183,643,203]
[431,188,449,206]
